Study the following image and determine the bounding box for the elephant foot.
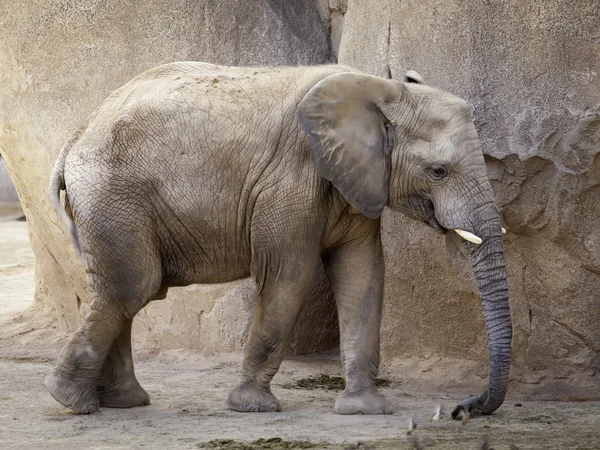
[97,381,150,408]
[226,383,281,412]
[334,389,393,415]
[45,368,99,414]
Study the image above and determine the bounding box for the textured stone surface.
[2,0,599,396]
[316,0,348,59]
[0,0,336,354]
[338,0,600,388]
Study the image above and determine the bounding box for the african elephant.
[46,62,511,418]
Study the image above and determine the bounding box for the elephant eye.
[427,165,449,181]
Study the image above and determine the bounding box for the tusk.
[502,227,507,234]
[454,229,483,245]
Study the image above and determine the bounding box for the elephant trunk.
[453,213,512,418]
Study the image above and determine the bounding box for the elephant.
[46,62,511,418]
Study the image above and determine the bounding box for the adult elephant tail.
[49,128,85,255]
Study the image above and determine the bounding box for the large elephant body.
[62,63,354,288]
[47,62,511,418]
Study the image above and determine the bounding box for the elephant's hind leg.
[45,297,130,414]
[96,318,150,408]
[45,208,162,414]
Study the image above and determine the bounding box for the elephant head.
[298,71,511,417]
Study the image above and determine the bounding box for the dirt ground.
[1,219,599,450]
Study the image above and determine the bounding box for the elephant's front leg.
[227,253,318,412]
[324,230,392,415]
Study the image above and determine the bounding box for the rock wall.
[1,0,599,396]
[0,0,337,354]
[334,0,600,392]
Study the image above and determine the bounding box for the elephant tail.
[49,131,82,255]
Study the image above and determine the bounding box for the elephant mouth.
[424,198,447,233]
[400,195,447,233]
[428,201,501,245]
[428,214,446,233]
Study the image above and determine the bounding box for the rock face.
[0,0,337,354]
[1,0,599,396]
[336,0,600,393]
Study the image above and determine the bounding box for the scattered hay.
[197,438,325,449]
[282,374,391,391]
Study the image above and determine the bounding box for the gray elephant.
[46,62,511,418]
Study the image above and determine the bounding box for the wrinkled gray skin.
[47,62,511,418]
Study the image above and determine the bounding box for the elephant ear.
[298,73,405,219]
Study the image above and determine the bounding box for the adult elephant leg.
[45,209,161,414]
[226,252,318,413]
[323,227,392,415]
[96,318,150,408]
[45,297,129,414]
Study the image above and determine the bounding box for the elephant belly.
[156,209,252,286]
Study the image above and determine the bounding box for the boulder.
[337,0,600,394]
[2,0,599,398]
[0,0,337,354]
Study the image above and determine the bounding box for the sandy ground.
[0,219,35,317]
[1,219,599,450]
